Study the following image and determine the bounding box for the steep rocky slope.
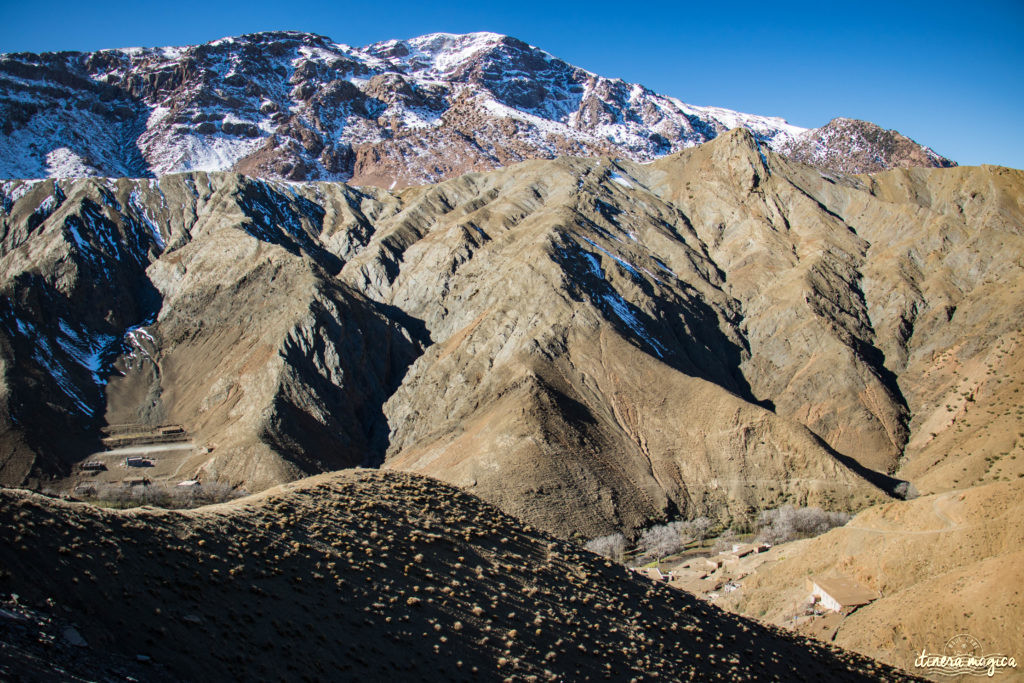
[716,480,1024,677]
[375,134,1021,536]
[0,31,952,186]
[641,139,1024,485]
[0,174,424,490]
[0,469,920,680]
[0,132,1019,540]
[778,118,956,174]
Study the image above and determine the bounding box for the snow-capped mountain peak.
[395,32,511,73]
[0,31,953,186]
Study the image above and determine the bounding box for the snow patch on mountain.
[577,249,666,358]
[46,148,101,177]
[404,32,509,75]
[0,30,952,183]
[609,172,633,188]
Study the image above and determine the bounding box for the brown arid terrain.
[714,480,1024,679]
[0,469,921,681]
[0,173,425,490]
[1,24,1018,683]
[892,308,1024,494]
[2,130,1022,542]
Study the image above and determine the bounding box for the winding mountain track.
[843,490,964,535]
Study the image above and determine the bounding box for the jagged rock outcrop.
[0,32,953,188]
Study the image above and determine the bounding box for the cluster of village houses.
[632,542,878,615]
[72,424,201,494]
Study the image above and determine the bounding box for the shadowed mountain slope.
[0,174,424,491]
[0,469,922,681]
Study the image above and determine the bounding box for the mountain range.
[2,127,1019,541]
[0,31,953,188]
[1,29,1020,680]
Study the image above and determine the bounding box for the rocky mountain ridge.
[777,117,955,174]
[0,31,954,187]
[2,131,1018,540]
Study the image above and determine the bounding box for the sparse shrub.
[71,481,244,509]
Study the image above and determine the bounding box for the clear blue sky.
[1,0,1021,169]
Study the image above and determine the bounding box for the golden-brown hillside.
[716,480,1023,678]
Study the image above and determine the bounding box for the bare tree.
[73,481,243,509]
[691,516,713,544]
[711,528,739,553]
[893,481,919,500]
[755,505,851,545]
[639,524,684,562]
[585,533,627,562]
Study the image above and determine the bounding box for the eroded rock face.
[0,32,952,188]
[1,132,1019,538]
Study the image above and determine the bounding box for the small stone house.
[731,544,756,558]
[807,576,878,612]
[719,552,742,566]
[634,567,668,582]
[703,557,723,571]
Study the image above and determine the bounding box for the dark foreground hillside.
[0,470,917,681]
